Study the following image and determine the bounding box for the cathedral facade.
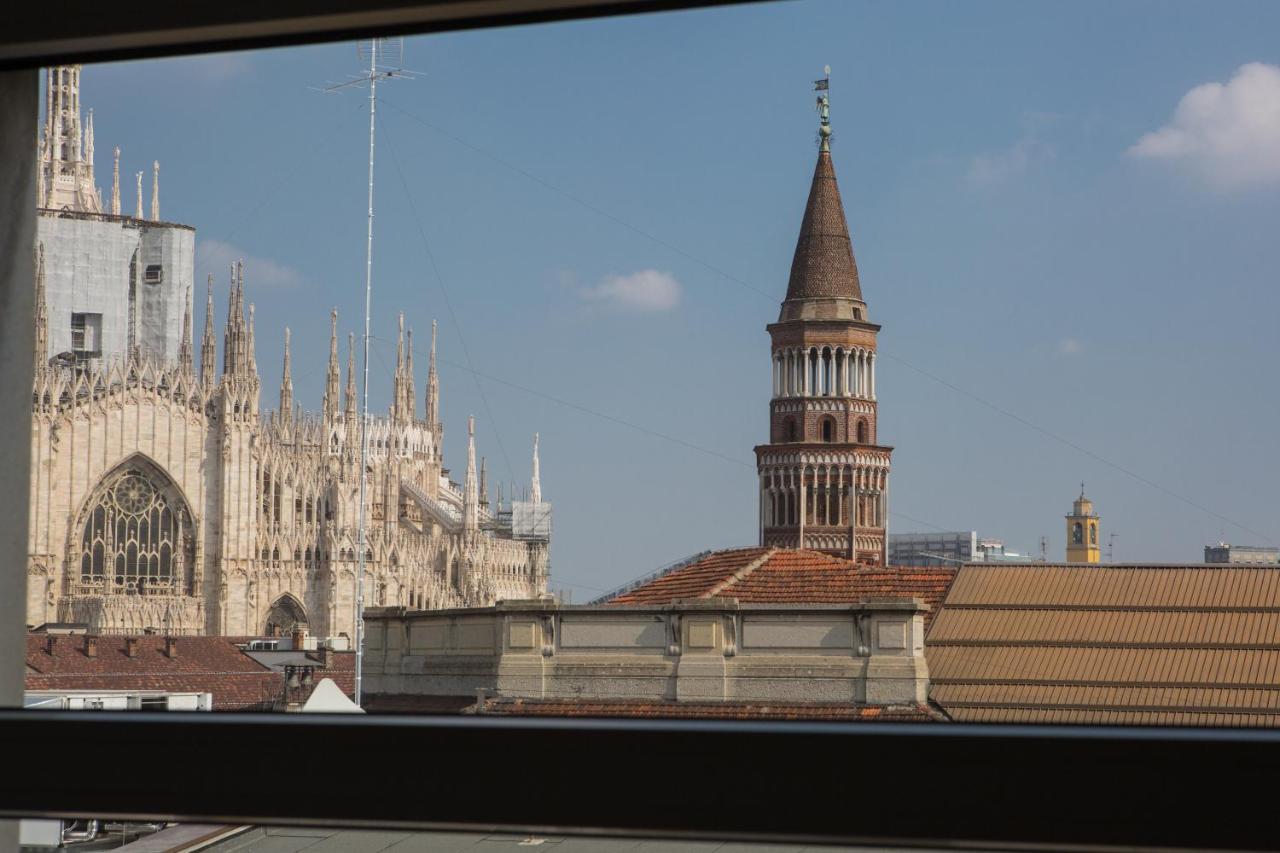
[26,66,550,638]
[754,78,892,564]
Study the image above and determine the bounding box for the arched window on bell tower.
[821,417,835,443]
[856,419,868,444]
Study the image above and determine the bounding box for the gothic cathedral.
[27,66,551,638]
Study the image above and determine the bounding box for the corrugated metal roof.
[927,564,1280,726]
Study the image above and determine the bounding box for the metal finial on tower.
[815,65,832,152]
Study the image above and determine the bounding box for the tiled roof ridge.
[706,547,779,598]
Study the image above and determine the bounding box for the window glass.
[14,0,1280,743]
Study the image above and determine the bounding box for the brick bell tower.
[754,72,892,564]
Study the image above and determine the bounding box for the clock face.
[115,475,154,514]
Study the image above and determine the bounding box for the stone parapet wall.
[363,598,928,706]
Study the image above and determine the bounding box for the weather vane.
[814,65,831,151]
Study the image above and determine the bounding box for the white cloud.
[580,270,681,313]
[1059,338,1083,355]
[197,239,304,290]
[1129,62,1280,191]
[171,52,253,85]
[966,114,1058,186]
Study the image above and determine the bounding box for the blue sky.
[83,0,1280,597]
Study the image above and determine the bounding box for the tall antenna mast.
[323,36,410,708]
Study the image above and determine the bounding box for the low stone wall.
[363,598,928,706]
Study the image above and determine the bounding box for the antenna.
[1107,532,1119,563]
[1039,535,1048,562]
[319,36,413,709]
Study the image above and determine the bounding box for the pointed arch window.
[78,467,193,595]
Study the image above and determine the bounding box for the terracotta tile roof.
[928,563,1280,726]
[608,547,771,605]
[786,149,863,303]
[475,697,944,722]
[608,547,957,626]
[24,634,355,711]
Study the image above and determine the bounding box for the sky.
[78,0,1280,599]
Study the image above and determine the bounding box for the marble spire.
[200,274,216,384]
[177,284,194,373]
[345,332,358,420]
[110,146,120,215]
[279,327,293,421]
[530,433,542,504]
[405,327,416,422]
[425,319,439,428]
[463,416,479,532]
[150,160,160,221]
[34,242,48,368]
[200,274,217,386]
[323,309,341,421]
[246,303,257,374]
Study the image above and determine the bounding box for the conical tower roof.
[785,148,863,305]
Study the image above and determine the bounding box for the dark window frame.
[1,3,1270,851]
[70,311,103,358]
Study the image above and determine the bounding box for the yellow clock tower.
[1065,485,1101,564]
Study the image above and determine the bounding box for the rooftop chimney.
[164,637,178,659]
[124,637,138,658]
[291,627,306,650]
[83,636,97,658]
